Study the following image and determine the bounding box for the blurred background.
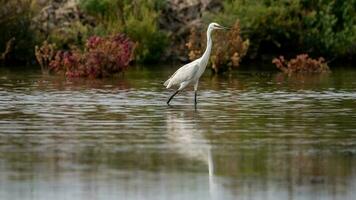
[0,1,356,200]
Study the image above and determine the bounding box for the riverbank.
[1,0,355,68]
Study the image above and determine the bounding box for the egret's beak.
[217,25,230,30]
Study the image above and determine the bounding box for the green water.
[0,66,355,200]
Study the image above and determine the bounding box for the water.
[0,66,355,200]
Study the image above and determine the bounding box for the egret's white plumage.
[164,60,199,90]
[164,22,228,105]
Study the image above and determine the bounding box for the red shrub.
[272,54,330,75]
[47,34,135,78]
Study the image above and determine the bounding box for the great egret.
[164,22,228,106]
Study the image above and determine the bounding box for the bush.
[186,20,249,73]
[79,0,168,63]
[35,41,57,72]
[206,0,356,59]
[272,54,330,75]
[45,34,135,78]
[301,0,356,57]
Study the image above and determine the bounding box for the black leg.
[167,90,179,105]
[194,90,198,105]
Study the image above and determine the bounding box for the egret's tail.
[164,79,171,88]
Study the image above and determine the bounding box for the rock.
[32,0,94,38]
[159,0,222,61]
[160,0,221,35]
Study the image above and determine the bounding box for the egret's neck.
[201,29,213,62]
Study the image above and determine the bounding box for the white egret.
[164,22,229,106]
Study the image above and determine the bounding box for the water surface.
[0,66,356,200]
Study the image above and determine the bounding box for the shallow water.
[0,65,356,200]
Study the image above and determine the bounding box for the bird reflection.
[165,110,217,199]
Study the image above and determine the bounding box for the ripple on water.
[0,68,356,200]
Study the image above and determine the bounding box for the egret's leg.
[194,82,199,105]
[167,90,179,105]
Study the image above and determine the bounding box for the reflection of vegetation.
[273,54,330,75]
[207,0,356,59]
[187,21,249,73]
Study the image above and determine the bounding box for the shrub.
[186,20,249,73]
[45,34,135,78]
[206,0,356,59]
[301,0,356,57]
[272,54,330,75]
[35,41,57,72]
[79,0,168,63]
[124,1,168,63]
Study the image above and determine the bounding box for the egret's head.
[208,22,229,31]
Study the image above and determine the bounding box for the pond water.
[0,65,355,200]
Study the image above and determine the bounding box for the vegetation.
[36,34,135,78]
[273,54,330,75]
[0,0,38,64]
[186,21,249,73]
[207,0,356,59]
[35,41,57,72]
[79,0,168,63]
[1,0,355,69]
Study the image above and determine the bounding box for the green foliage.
[207,0,356,59]
[124,1,168,63]
[46,21,91,50]
[79,0,114,17]
[79,0,168,63]
[301,0,356,56]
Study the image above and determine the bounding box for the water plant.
[186,20,249,73]
[272,54,330,75]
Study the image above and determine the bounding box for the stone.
[159,0,222,61]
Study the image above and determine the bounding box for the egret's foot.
[167,90,179,106]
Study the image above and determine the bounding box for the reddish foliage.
[272,54,330,75]
[35,40,56,73]
[48,34,135,78]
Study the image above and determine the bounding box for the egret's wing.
[164,60,199,88]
